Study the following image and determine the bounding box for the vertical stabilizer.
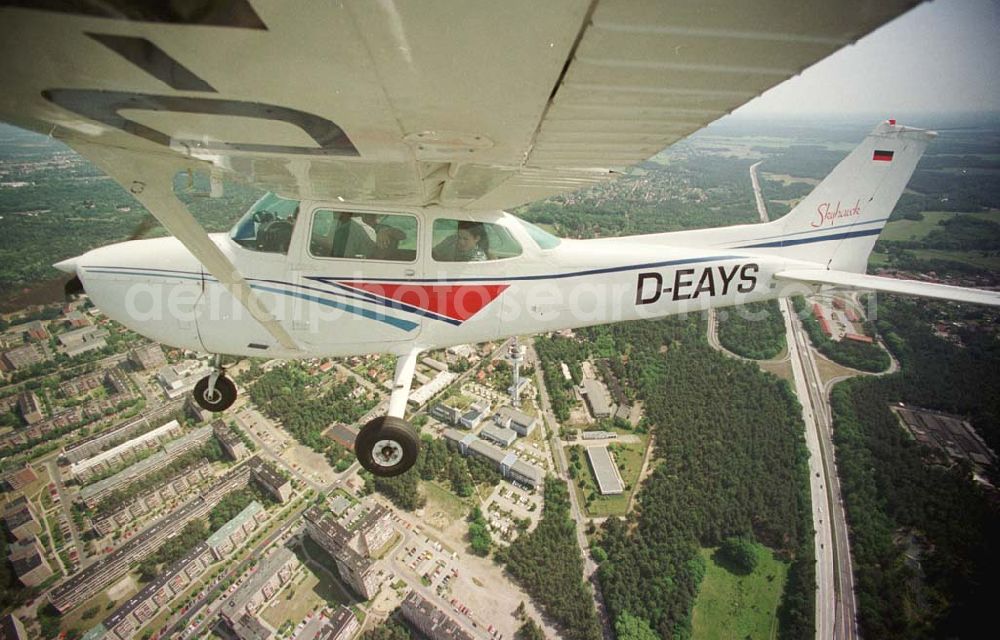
[750,121,935,272]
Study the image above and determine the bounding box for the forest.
[830,296,1000,638]
[791,296,890,372]
[246,364,376,452]
[514,152,758,239]
[366,435,502,511]
[0,125,262,297]
[715,300,786,360]
[554,315,815,640]
[496,480,603,640]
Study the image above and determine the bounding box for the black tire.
[193,375,237,412]
[355,416,420,477]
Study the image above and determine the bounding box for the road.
[782,300,858,640]
[525,339,614,640]
[749,161,769,223]
[749,161,855,639]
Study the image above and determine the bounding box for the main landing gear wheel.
[355,416,420,477]
[193,374,237,412]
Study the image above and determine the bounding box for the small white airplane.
[1,0,996,476]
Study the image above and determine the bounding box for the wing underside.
[0,0,922,209]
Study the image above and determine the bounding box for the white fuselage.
[69,205,820,359]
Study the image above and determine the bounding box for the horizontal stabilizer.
[775,269,1000,307]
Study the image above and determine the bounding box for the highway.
[749,162,855,639]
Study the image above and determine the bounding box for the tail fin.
[751,120,935,272]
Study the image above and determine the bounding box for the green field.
[870,248,1000,272]
[879,210,999,241]
[691,545,789,640]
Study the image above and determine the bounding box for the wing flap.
[775,269,1000,307]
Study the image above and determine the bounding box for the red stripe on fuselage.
[337,282,509,322]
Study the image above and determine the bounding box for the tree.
[718,536,758,575]
[516,619,546,640]
[467,506,492,556]
[614,612,658,640]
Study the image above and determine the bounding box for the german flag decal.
[873,149,894,162]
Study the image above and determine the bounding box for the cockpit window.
[309,211,418,262]
[432,219,523,262]
[230,193,300,254]
[515,217,561,250]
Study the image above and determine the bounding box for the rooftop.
[206,501,262,549]
[222,547,295,617]
[586,446,624,495]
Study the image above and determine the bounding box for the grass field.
[879,210,999,241]
[691,545,789,640]
[571,435,648,517]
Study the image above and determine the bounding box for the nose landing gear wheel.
[355,416,420,477]
[193,375,237,412]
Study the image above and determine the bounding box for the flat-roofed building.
[58,326,109,357]
[91,463,211,536]
[156,360,211,399]
[1,344,46,372]
[214,420,249,461]
[401,591,474,640]
[206,501,264,561]
[129,343,166,371]
[431,403,462,427]
[2,466,38,492]
[70,419,183,482]
[51,464,251,613]
[581,431,617,441]
[444,431,542,490]
[321,606,360,640]
[61,398,185,463]
[8,536,53,587]
[17,391,43,425]
[586,446,624,495]
[493,406,537,436]
[23,320,49,341]
[219,547,298,628]
[326,423,358,450]
[2,497,40,541]
[304,504,392,599]
[479,424,517,448]
[409,371,456,406]
[248,456,292,503]
[231,613,271,640]
[0,614,29,640]
[581,379,612,419]
[78,425,211,508]
[507,459,543,489]
[421,357,448,372]
[97,541,215,640]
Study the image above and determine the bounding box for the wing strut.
[72,143,301,352]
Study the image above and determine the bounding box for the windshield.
[229,193,301,254]
[514,217,561,250]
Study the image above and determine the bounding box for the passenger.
[433,221,490,262]
[328,212,375,258]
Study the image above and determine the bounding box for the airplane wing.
[775,269,1000,307]
[0,0,924,350]
[0,0,923,211]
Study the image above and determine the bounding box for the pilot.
[433,221,490,262]
[362,214,407,260]
[329,212,375,258]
